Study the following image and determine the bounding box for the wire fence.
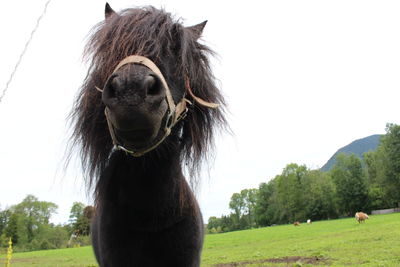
[0,0,52,105]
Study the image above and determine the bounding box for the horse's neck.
[95,150,193,231]
[96,150,185,212]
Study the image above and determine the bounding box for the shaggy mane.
[68,6,227,189]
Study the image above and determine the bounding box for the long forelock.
[85,7,180,86]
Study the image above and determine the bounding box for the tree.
[379,123,400,206]
[207,216,221,230]
[363,124,400,208]
[206,214,237,234]
[69,202,85,225]
[364,149,389,210]
[254,180,276,226]
[229,188,258,230]
[0,195,58,248]
[36,224,69,249]
[15,195,58,225]
[13,195,58,243]
[275,164,308,223]
[69,203,94,236]
[207,216,222,233]
[3,213,22,245]
[330,153,369,215]
[241,189,258,227]
[219,215,233,232]
[229,193,244,217]
[364,151,381,185]
[0,208,11,238]
[75,206,94,236]
[303,170,338,220]
[0,196,85,251]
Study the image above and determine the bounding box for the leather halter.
[97,55,218,157]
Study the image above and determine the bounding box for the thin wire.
[0,0,52,104]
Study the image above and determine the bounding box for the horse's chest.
[94,210,203,267]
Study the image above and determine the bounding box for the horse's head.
[70,4,227,186]
[101,56,175,155]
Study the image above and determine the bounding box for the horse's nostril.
[145,75,161,96]
[107,83,116,98]
[104,75,118,100]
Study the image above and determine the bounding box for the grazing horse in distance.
[355,212,369,223]
[69,3,226,266]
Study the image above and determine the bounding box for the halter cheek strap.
[99,55,218,157]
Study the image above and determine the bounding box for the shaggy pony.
[68,4,227,266]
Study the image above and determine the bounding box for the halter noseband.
[98,55,218,157]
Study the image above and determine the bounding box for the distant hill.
[320,134,382,172]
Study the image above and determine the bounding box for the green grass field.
[1,213,399,266]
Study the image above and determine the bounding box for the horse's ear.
[105,3,116,19]
[187,21,207,39]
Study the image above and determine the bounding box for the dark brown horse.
[69,3,226,266]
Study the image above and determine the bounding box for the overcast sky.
[1,0,399,224]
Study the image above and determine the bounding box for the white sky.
[0,0,399,224]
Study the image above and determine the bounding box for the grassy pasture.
[1,212,399,266]
[0,246,96,267]
[203,212,400,266]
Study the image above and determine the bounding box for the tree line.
[207,123,400,233]
[1,124,399,248]
[0,196,93,252]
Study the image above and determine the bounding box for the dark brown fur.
[68,4,227,267]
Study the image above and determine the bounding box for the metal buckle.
[176,107,188,122]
